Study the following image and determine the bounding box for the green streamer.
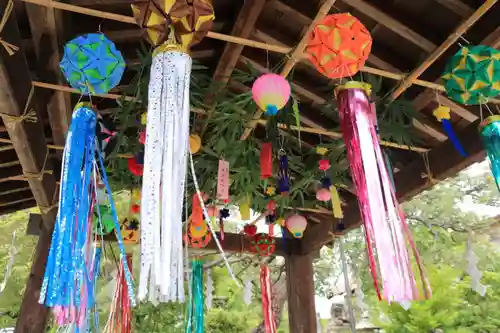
[186,259,204,333]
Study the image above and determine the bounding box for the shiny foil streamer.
[480,116,500,192]
[260,265,276,333]
[139,49,191,303]
[337,86,430,304]
[186,260,204,333]
[260,142,273,180]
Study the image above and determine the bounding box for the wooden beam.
[0,2,58,332]
[343,0,437,52]
[433,0,474,17]
[388,0,499,101]
[286,253,317,333]
[301,118,486,253]
[25,1,72,146]
[239,0,338,140]
[0,199,37,216]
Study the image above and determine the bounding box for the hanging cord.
[338,238,357,333]
[188,150,241,287]
[421,152,436,185]
[0,85,36,123]
[0,0,19,55]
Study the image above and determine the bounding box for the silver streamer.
[0,231,17,294]
[243,279,253,305]
[466,233,486,296]
[205,269,213,309]
[338,238,357,333]
[139,49,191,303]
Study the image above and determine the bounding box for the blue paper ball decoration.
[60,33,125,95]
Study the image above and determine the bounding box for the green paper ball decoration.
[60,33,126,95]
[441,45,500,105]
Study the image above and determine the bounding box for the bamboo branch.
[388,0,499,102]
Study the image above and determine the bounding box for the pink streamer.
[260,265,276,333]
[338,86,430,304]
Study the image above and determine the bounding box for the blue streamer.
[186,260,204,333]
[481,118,500,192]
[442,119,467,157]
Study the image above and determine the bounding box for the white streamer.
[243,279,253,305]
[466,233,486,296]
[0,231,17,294]
[139,49,191,303]
[205,269,213,309]
[188,151,241,287]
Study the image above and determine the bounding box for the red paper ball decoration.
[243,224,258,236]
[305,13,372,79]
[250,233,276,257]
[319,159,331,171]
[128,157,144,176]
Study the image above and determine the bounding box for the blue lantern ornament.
[60,33,125,95]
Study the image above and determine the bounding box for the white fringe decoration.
[205,269,213,309]
[0,231,17,294]
[466,233,486,296]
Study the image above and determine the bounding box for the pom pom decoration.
[433,106,467,157]
[250,233,276,257]
[252,74,291,115]
[441,45,500,105]
[336,81,430,304]
[319,159,331,171]
[285,214,307,238]
[60,33,126,95]
[316,188,331,202]
[305,13,372,79]
[321,176,332,188]
[131,0,215,48]
[480,115,500,192]
[190,134,202,154]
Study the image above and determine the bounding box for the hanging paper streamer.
[336,82,430,304]
[330,186,343,219]
[433,106,467,157]
[480,115,500,192]
[40,104,134,322]
[217,160,230,201]
[243,279,253,305]
[139,43,192,303]
[105,254,133,333]
[260,265,277,333]
[466,233,486,296]
[0,231,17,295]
[252,74,291,116]
[260,142,273,179]
[239,196,251,220]
[205,269,214,310]
[277,153,290,195]
[186,260,204,333]
[60,33,125,95]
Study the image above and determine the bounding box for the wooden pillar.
[286,253,317,333]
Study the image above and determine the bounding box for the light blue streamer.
[481,119,500,192]
[186,260,204,333]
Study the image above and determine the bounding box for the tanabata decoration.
[60,33,125,95]
[285,214,307,238]
[336,81,430,304]
[316,187,331,202]
[243,224,257,237]
[131,0,215,47]
[260,142,273,179]
[137,0,215,302]
[466,233,486,296]
[185,193,212,248]
[250,233,276,257]
[480,115,500,192]
[106,254,133,333]
[306,13,372,79]
[128,157,144,176]
[120,218,140,244]
[217,160,230,201]
[442,45,500,105]
[0,231,16,296]
[185,259,204,333]
[433,105,467,157]
[277,153,290,195]
[94,205,115,235]
[239,196,251,220]
[252,74,291,116]
[40,103,134,326]
[260,265,277,333]
[96,115,117,158]
[190,134,202,154]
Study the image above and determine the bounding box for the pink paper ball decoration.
[285,214,308,238]
[252,74,291,116]
[316,188,331,202]
[319,159,331,171]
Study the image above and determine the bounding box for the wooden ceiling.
[0,0,499,244]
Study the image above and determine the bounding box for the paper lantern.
[252,74,291,115]
[480,115,500,192]
[60,33,125,95]
[316,188,331,202]
[306,13,372,79]
[131,0,215,48]
[286,214,307,238]
[442,45,500,105]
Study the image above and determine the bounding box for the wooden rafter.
[343,0,437,52]
[388,0,499,102]
[239,0,338,140]
[433,0,474,17]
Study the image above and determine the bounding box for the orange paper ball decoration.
[306,13,372,79]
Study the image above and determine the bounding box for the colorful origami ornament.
[442,45,500,105]
[285,214,307,238]
[250,233,276,257]
[480,115,500,192]
[60,33,125,95]
[336,81,430,304]
[433,105,467,156]
[306,13,372,79]
[131,0,215,48]
[252,74,291,115]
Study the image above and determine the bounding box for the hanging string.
[421,152,437,185]
[189,150,241,287]
[0,0,19,56]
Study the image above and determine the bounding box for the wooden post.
[286,253,317,333]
